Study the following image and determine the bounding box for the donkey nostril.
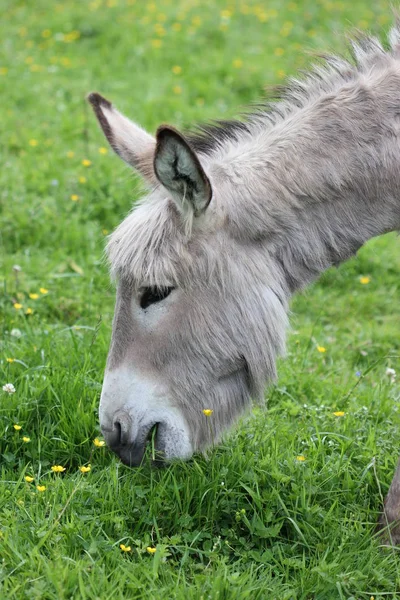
[113,411,132,446]
[114,420,122,443]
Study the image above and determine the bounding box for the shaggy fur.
[90,24,400,541]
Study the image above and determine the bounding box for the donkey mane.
[187,30,393,154]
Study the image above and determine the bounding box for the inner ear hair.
[154,125,212,217]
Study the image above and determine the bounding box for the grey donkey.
[88,23,400,542]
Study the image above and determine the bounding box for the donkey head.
[89,93,288,466]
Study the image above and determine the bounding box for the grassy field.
[1,0,400,598]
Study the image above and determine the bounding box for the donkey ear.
[154,126,212,217]
[87,92,156,182]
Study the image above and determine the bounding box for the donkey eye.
[140,286,175,310]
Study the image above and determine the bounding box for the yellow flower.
[333,411,345,417]
[98,147,108,155]
[51,465,66,473]
[25,308,33,315]
[146,546,156,554]
[173,85,182,95]
[0,67,8,76]
[317,346,326,353]
[232,58,243,68]
[172,23,182,32]
[29,293,39,300]
[277,69,286,80]
[202,409,213,417]
[40,288,48,294]
[13,303,23,310]
[102,229,109,235]
[120,544,131,552]
[66,151,75,158]
[71,194,79,202]
[13,424,22,430]
[25,56,34,64]
[359,276,370,285]
[274,47,285,57]
[151,39,162,49]
[36,485,46,492]
[7,358,15,363]
[172,65,182,75]
[41,29,51,38]
[79,464,91,473]
[93,438,105,447]
[22,436,31,443]
[296,455,306,461]
[29,139,38,147]
[81,159,92,167]
[78,176,87,184]
[25,475,34,483]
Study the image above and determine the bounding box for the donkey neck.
[215,67,400,294]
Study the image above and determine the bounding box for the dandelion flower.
[25,308,33,315]
[172,65,182,74]
[29,139,38,147]
[359,276,370,285]
[40,288,48,294]
[25,475,34,483]
[36,485,46,492]
[296,455,306,461]
[146,546,156,554]
[93,438,105,447]
[11,328,22,338]
[13,303,23,310]
[120,544,131,552]
[13,424,22,430]
[66,151,75,158]
[274,47,285,57]
[22,436,31,443]
[151,39,162,49]
[71,194,79,202]
[51,465,66,473]
[98,147,108,154]
[81,159,91,167]
[317,346,326,353]
[232,58,243,68]
[3,383,16,394]
[78,176,87,184]
[202,409,213,417]
[333,411,345,417]
[173,85,182,95]
[29,293,39,300]
[7,358,15,363]
[79,464,91,473]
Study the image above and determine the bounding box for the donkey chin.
[99,366,193,466]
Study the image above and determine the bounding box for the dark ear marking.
[87,92,114,146]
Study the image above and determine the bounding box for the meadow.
[1,0,400,598]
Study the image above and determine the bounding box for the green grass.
[1,0,400,598]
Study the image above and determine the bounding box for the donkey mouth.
[113,422,165,468]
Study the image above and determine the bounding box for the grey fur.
[90,23,400,539]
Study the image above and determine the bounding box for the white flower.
[386,368,396,383]
[10,328,22,338]
[12,265,22,272]
[2,383,16,394]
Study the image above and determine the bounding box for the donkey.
[89,24,400,541]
